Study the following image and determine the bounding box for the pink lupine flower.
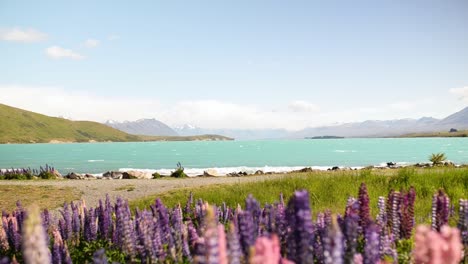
[414,225,463,264]
[251,234,294,264]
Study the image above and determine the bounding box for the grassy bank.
[130,167,468,223]
[0,185,81,211]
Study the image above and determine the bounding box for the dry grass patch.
[0,185,81,211]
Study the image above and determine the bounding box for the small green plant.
[429,153,447,166]
[152,172,162,179]
[170,162,187,178]
[39,171,56,179]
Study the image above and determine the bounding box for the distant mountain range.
[103,107,468,140]
[105,119,178,136]
[294,107,468,138]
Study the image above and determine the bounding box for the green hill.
[0,104,234,143]
[0,103,141,143]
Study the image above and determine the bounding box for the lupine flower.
[92,248,108,264]
[358,183,371,232]
[227,223,242,264]
[414,225,462,264]
[376,197,387,230]
[252,235,294,264]
[400,187,416,239]
[51,228,72,264]
[60,202,72,241]
[388,190,401,241]
[7,215,21,252]
[323,217,344,264]
[364,223,381,264]
[432,190,450,231]
[22,205,51,264]
[343,208,359,262]
[458,199,468,246]
[286,190,314,264]
[0,220,9,251]
[115,197,136,257]
[238,210,255,256]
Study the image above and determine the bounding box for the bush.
[429,153,447,166]
[39,171,56,179]
[170,162,187,178]
[152,172,162,179]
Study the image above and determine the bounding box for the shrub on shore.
[170,162,187,178]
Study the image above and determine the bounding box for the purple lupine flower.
[343,208,359,262]
[458,199,468,245]
[22,205,51,264]
[151,198,174,252]
[363,224,381,264]
[388,190,401,241]
[92,248,108,264]
[238,210,255,256]
[135,210,156,262]
[358,183,371,232]
[432,189,450,231]
[152,216,166,261]
[51,229,72,264]
[376,196,387,230]
[171,204,184,262]
[181,223,192,261]
[84,207,98,242]
[323,217,344,264]
[379,233,397,262]
[273,200,287,247]
[245,194,261,238]
[71,201,81,237]
[286,190,314,264]
[7,216,21,252]
[97,195,113,241]
[227,223,242,264]
[60,202,72,241]
[400,187,416,239]
[115,197,136,257]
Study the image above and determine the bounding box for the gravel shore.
[0,174,288,208]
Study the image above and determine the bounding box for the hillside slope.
[0,103,142,143]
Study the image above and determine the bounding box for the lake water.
[0,138,467,175]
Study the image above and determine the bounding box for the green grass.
[0,103,233,143]
[114,184,136,192]
[0,185,82,211]
[130,167,468,224]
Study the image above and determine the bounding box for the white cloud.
[449,87,468,102]
[45,46,85,60]
[0,85,456,131]
[0,27,47,42]
[107,35,120,41]
[84,38,100,48]
[288,100,319,112]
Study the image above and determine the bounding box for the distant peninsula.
[399,130,468,138]
[305,136,345,139]
[0,103,233,144]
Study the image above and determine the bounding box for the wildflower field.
[1,174,468,263]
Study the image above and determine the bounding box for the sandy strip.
[0,174,289,208]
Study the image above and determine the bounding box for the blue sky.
[1,0,467,130]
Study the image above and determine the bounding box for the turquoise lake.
[0,138,467,175]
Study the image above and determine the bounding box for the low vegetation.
[131,167,468,223]
[429,152,448,165]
